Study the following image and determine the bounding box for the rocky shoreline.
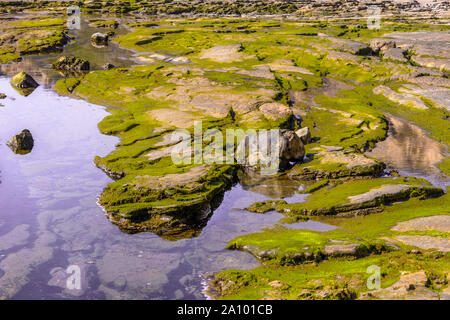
[0,2,449,300]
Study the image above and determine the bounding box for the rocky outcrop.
[382,47,407,63]
[7,129,34,154]
[52,56,90,72]
[373,85,428,110]
[228,240,388,264]
[276,183,443,217]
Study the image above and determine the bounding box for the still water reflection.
[366,115,449,188]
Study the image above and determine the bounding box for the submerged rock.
[91,32,109,46]
[7,129,34,154]
[52,56,90,72]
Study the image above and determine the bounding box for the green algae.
[245,177,443,218]
[212,189,450,299]
[0,17,68,64]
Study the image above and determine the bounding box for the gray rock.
[370,39,396,54]
[7,129,34,154]
[382,47,407,63]
[323,243,361,256]
[295,127,311,144]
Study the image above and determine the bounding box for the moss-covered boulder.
[10,72,39,89]
[10,72,39,96]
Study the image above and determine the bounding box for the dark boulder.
[7,129,34,154]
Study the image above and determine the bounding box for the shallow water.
[366,115,449,188]
[0,16,138,88]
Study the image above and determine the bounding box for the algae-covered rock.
[10,72,39,90]
[246,200,287,213]
[52,56,90,72]
[276,178,444,217]
[7,129,34,155]
[0,93,6,99]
